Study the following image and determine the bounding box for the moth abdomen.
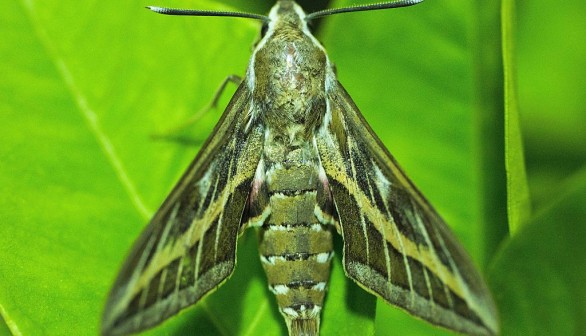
[259,221,333,333]
[255,159,335,335]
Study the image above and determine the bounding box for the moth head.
[261,1,308,39]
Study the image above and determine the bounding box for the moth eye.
[260,22,269,37]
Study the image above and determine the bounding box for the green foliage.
[0,0,584,335]
[516,0,586,211]
[489,168,586,335]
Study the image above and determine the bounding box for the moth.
[102,1,499,335]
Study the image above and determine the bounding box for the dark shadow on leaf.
[149,133,207,147]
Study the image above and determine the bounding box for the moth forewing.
[101,84,265,335]
[316,84,499,335]
[103,1,498,335]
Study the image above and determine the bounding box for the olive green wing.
[315,81,499,336]
[102,84,264,335]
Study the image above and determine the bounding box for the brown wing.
[315,81,499,336]
[102,83,264,335]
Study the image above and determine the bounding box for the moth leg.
[151,75,242,140]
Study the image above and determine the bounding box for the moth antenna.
[305,0,423,21]
[146,6,269,22]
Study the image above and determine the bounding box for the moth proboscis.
[102,1,499,335]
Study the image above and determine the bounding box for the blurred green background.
[1,0,584,335]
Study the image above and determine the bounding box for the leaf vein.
[21,0,152,220]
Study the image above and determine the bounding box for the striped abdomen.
[251,155,334,336]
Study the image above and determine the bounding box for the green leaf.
[13,0,570,335]
[517,0,586,209]
[502,0,530,234]
[488,167,586,335]
[0,315,9,336]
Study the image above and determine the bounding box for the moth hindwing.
[102,1,499,335]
